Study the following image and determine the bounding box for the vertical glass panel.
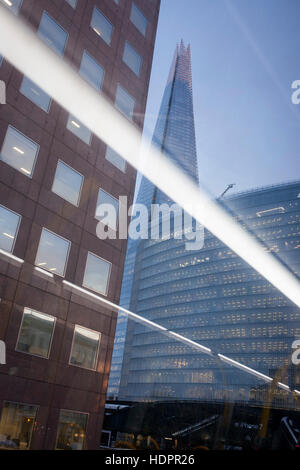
[66,114,92,145]
[0,126,39,177]
[90,7,113,45]
[0,402,38,450]
[115,85,135,120]
[80,50,104,91]
[96,189,119,230]
[65,0,77,8]
[16,308,55,359]
[83,252,111,295]
[70,325,101,370]
[0,0,22,15]
[0,205,21,253]
[35,228,70,277]
[123,41,142,76]
[105,145,126,172]
[52,160,83,206]
[20,76,51,112]
[56,410,88,450]
[37,12,68,56]
[130,3,148,36]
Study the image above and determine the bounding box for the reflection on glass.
[35,228,70,276]
[130,2,148,36]
[52,160,83,206]
[65,0,77,8]
[115,85,135,120]
[37,12,68,56]
[90,7,113,45]
[16,308,55,358]
[0,204,20,253]
[56,410,88,450]
[66,114,92,144]
[105,145,126,172]
[70,325,101,370]
[20,76,51,112]
[0,125,39,177]
[0,0,22,15]
[96,189,119,230]
[80,50,104,91]
[0,402,37,450]
[123,41,142,76]
[83,252,111,295]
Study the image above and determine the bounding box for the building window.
[0,0,22,15]
[90,7,113,45]
[83,252,111,296]
[35,228,71,277]
[20,76,51,112]
[66,114,92,145]
[65,0,77,8]
[130,3,148,36]
[70,325,101,370]
[0,126,39,177]
[37,12,68,56]
[0,402,38,450]
[123,41,142,76]
[0,205,21,253]
[96,189,119,231]
[105,145,126,172]
[0,55,3,66]
[80,50,104,91]
[52,160,83,206]
[16,308,55,359]
[115,85,135,120]
[56,410,88,450]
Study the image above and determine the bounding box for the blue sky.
[142,0,300,197]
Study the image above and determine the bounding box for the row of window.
[0,203,112,295]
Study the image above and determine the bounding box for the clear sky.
[142,0,300,197]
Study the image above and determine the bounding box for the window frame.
[55,408,89,451]
[0,204,21,254]
[69,324,101,371]
[82,251,112,297]
[34,227,71,278]
[51,159,84,207]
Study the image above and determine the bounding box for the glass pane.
[65,0,77,8]
[115,85,135,120]
[20,76,51,112]
[16,308,55,358]
[96,189,119,230]
[66,114,92,144]
[0,402,37,450]
[0,205,20,253]
[70,325,100,370]
[0,0,22,15]
[0,125,39,177]
[80,50,104,91]
[56,410,87,450]
[37,12,67,56]
[0,55,3,66]
[90,7,113,45]
[105,145,126,172]
[35,228,70,276]
[123,41,142,76]
[130,3,148,36]
[52,160,83,206]
[83,252,111,295]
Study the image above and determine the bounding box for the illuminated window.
[20,76,51,112]
[115,84,135,120]
[90,7,113,45]
[52,160,83,206]
[0,0,22,15]
[66,114,92,144]
[130,3,148,36]
[96,189,119,230]
[80,50,104,91]
[83,252,111,295]
[0,204,21,253]
[70,325,101,370]
[0,126,39,177]
[37,12,68,56]
[123,41,142,76]
[16,308,55,359]
[56,410,88,450]
[35,228,71,277]
[0,402,38,450]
